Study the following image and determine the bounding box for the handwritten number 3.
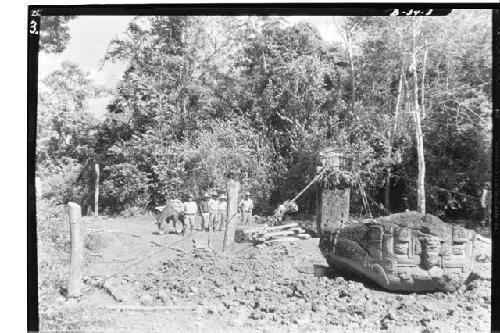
[30,20,38,35]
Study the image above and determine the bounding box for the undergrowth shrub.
[37,199,71,329]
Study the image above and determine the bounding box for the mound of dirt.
[114,241,490,331]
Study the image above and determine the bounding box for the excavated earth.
[132,243,490,332]
[43,217,491,332]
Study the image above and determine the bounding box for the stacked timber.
[235,224,268,243]
[249,223,311,245]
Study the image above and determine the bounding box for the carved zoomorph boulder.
[319,212,477,292]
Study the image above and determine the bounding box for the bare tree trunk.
[222,180,240,254]
[349,48,355,112]
[94,163,99,218]
[384,66,404,212]
[421,39,427,119]
[411,19,426,214]
[333,17,355,113]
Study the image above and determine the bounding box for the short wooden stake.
[68,202,84,297]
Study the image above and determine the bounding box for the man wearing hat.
[239,191,254,225]
[481,181,491,227]
[183,194,198,233]
[217,194,228,231]
[208,191,219,232]
[200,193,211,231]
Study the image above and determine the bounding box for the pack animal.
[156,199,184,234]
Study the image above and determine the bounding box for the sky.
[38,16,343,90]
[38,16,134,87]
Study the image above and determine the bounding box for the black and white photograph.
[29,5,497,332]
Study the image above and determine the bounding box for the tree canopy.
[39,16,76,53]
[37,12,492,220]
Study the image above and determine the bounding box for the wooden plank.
[291,234,311,239]
[256,233,311,243]
[264,222,298,232]
[260,227,304,233]
[264,237,300,244]
[258,229,304,240]
[284,227,305,232]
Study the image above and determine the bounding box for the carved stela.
[317,188,351,235]
[319,212,477,292]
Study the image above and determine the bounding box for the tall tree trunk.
[347,37,355,113]
[94,163,99,218]
[332,17,355,113]
[384,66,404,212]
[421,40,427,119]
[411,19,426,214]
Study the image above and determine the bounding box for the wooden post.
[68,202,84,297]
[94,163,99,218]
[222,180,240,254]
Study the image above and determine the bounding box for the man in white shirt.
[200,193,210,231]
[183,194,198,233]
[481,182,491,227]
[239,191,254,225]
[217,194,228,231]
[208,191,219,232]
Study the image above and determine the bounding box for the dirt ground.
[41,215,491,332]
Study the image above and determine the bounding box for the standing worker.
[481,181,491,228]
[200,193,210,231]
[208,191,219,232]
[239,191,254,225]
[183,194,198,234]
[217,194,228,231]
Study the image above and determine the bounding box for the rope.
[225,212,239,225]
[364,193,390,216]
[354,172,373,220]
[375,170,481,201]
[93,210,240,286]
[98,230,200,286]
[290,168,326,203]
[85,209,248,296]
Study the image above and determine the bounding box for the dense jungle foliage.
[36,12,492,220]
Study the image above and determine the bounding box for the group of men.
[182,190,254,232]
